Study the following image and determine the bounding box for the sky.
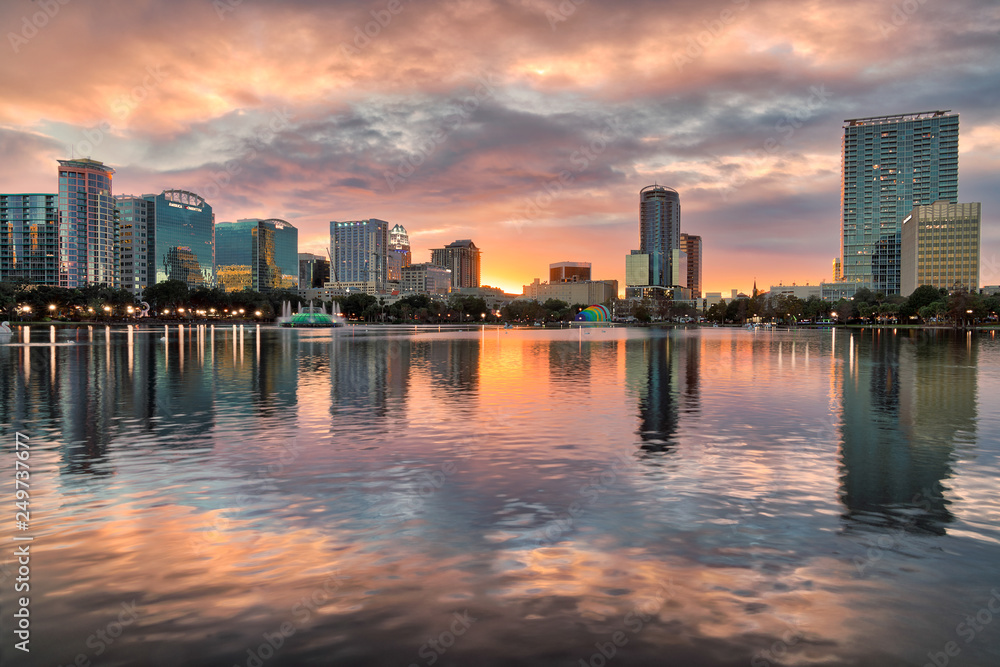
[1,0,999,296]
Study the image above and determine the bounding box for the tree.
[144,280,189,310]
[340,293,377,320]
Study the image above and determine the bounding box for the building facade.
[402,262,452,295]
[0,194,59,285]
[430,239,481,288]
[521,278,619,305]
[299,253,330,288]
[638,185,681,288]
[901,201,981,296]
[331,219,388,287]
[841,111,959,294]
[57,158,118,288]
[388,224,411,282]
[114,195,155,295]
[550,261,591,283]
[679,233,702,298]
[217,218,298,292]
[148,190,215,289]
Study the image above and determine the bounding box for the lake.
[1,325,999,666]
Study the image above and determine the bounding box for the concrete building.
[679,233,702,298]
[388,224,411,282]
[769,284,822,300]
[330,219,389,287]
[114,195,154,295]
[901,201,981,295]
[840,111,959,294]
[402,262,452,295]
[0,193,59,285]
[299,252,330,289]
[522,278,619,304]
[431,239,481,288]
[550,261,591,283]
[57,158,118,288]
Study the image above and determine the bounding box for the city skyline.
[1,0,998,295]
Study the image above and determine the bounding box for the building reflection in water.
[836,330,976,534]
[625,331,698,455]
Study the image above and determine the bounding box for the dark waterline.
[1,325,999,666]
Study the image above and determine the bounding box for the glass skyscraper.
[148,190,215,288]
[57,158,118,287]
[330,219,388,286]
[638,185,680,288]
[0,193,59,285]
[387,223,411,283]
[841,111,959,294]
[216,218,298,292]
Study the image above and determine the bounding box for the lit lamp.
[254,310,261,317]
[48,304,56,312]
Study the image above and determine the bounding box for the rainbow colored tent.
[574,305,611,322]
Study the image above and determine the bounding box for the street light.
[254,310,262,317]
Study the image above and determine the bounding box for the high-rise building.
[0,194,59,285]
[679,233,702,298]
[114,195,155,295]
[216,218,298,292]
[431,239,481,288]
[330,219,388,286]
[402,262,452,294]
[148,190,215,289]
[901,201,981,296]
[115,189,215,295]
[832,258,842,281]
[550,261,591,283]
[388,224,411,282]
[298,253,330,288]
[840,111,959,294]
[57,158,118,287]
[638,185,681,288]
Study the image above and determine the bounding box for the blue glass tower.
[639,185,680,287]
[841,111,958,294]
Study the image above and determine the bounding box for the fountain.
[278,300,343,328]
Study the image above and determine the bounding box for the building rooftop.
[843,110,953,126]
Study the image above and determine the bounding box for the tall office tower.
[832,257,842,281]
[57,158,118,287]
[901,201,981,296]
[430,239,481,288]
[679,233,702,298]
[216,218,298,292]
[330,219,389,286]
[0,194,59,285]
[387,223,411,282]
[550,261,591,283]
[639,185,681,287]
[298,253,330,288]
[148,190,215,289]
[841,111,958,294]
[114,195,155,295]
